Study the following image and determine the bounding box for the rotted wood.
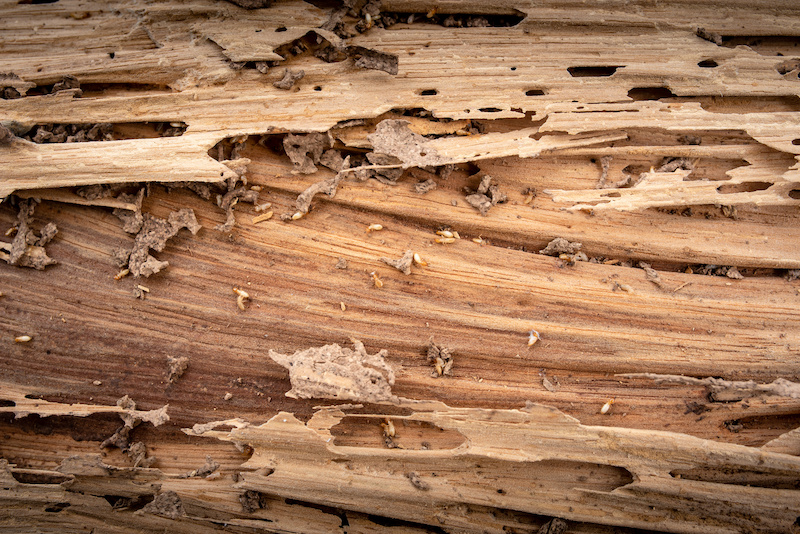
[1,1,799,533]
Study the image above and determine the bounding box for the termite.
[233,287,250,310]
[366,223,383,233]
[381,418,396,437]
[413,253,427,266]
[370,271,383,288]
[114,268,130,280]
[527,329,541,347]
[14,335,32,343]
[436,230,454,238]
[435,237,455,244]
[600,398,615,414]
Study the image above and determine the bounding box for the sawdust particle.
[166,356,189,384]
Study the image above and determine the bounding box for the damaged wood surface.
[2,1,800,533]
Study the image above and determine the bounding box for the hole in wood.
[478,107,502,112]
[44,502,70,513]
[18,0,59,3]
[698,59,719,68]
[20,122,188,143]
[275,26,287,32]
[716,182,772,194]
[792,139,800,145]
[0,400,15,407]
[9,470,71,485]
[525,89,546,96]
[314,86,322,91]
[567,66,621,77]
[330,417,468,450]
[627,87,677,100]
[419,89,438,96]
[789,190,800,199]
[435,459,634,493]
[383,12,525,28]
[671,467,800,489]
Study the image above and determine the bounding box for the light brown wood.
[2,1,800,533]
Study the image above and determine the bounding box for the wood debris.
[166,356,189,384]
[125,209,200,278]
[267,340,397,403]
[381,250,414,275]
[427,337,454,377]
[621,373,800,401]
[539,238,582,256]
[1,199,57,270]
[465,175,507,215]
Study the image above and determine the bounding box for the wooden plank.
[2,1,800,533]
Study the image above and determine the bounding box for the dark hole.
[0,400,15,407]
[108,52,115,59]
[10,470,71,484]
[716,181,772,194]
[44,502,70,513]
[18,0,59,3]
[419,89,438,96]
[497,489,506,494]
[789,190,800,199]
[525,89,545,96]
[275,26,287,32]
[698,59,719,68]
[314,86,322,91]
[791,139,800,145]
[604,192,621,198]
[255,29,262,32]
[510,67,516,71]
[567,66,620,77]
[103,494,153,511]
[627,87,677,100]
[478,107,502,112]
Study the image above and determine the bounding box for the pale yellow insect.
[527,329,541,346]
[600,398,615,414]
[233,287,250,310]
[370,271,383,288]
[14,335,32,343]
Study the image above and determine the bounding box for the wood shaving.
[216,187,259,232]
[347,46,399,75]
